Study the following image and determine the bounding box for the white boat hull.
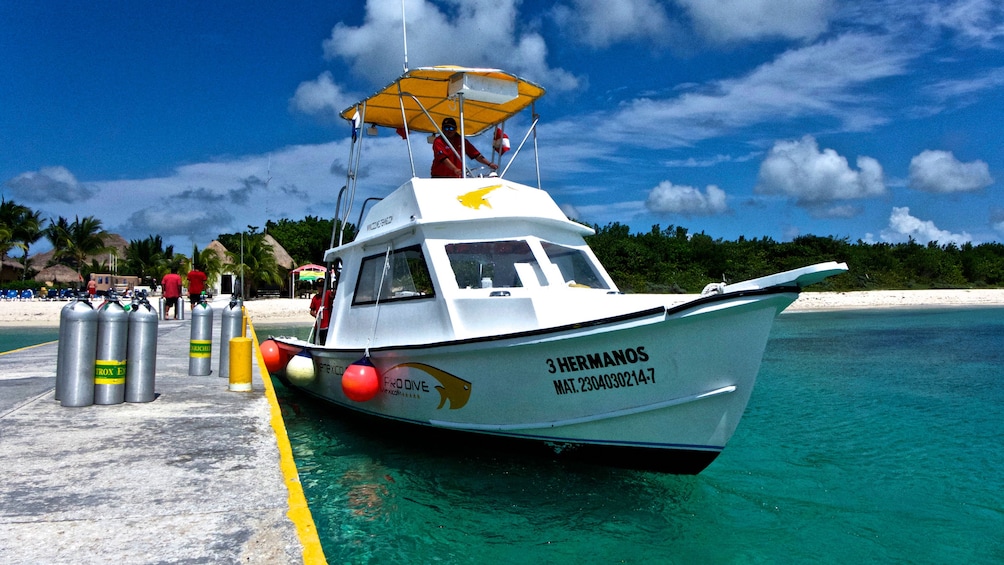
[272,287,796,474]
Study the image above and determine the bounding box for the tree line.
[4,197,1002,295]
[585,222,1004,293]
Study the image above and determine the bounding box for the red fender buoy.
[342,356,380,402]
[260,339,283,374]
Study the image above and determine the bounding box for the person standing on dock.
[161,267,182,319]
[186,267,207,307]
[309,281,335,344]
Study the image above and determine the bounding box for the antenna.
[401,0,409,72]
[263,155,272,234]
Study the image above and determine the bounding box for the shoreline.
[0,290,1001,328]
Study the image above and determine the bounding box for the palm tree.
[44,216,72,267]
[191,244,223,289]
[223,230,283,298]
[0,226,15,275]
[125,235,171,286]
[14,209,45,280]
[0,199,30,267]
[60,216,110,280]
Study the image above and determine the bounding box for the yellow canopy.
[340,66,546,137]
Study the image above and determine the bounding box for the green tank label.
[190,340,212,358]
[94,359,126,385]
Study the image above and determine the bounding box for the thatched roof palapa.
[205,240,229,263]
[264,234,295,270]
[34,264,83,284]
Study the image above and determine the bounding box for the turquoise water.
[264,308,1004,564]
[0,327,59,354]
[3,312,1002,562]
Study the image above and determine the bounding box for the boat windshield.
[540,242,609,289]
[445,241,546,289]
[352,245,435,305]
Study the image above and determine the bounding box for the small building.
[89,273,141,295]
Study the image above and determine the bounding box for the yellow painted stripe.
[249,320,327,565]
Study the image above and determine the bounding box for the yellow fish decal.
[390,362,472,409]
[457,184,502,210]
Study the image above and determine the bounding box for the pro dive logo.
[386,362,472,409]
[457,184,502,210]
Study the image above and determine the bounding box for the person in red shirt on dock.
[309,281,335,344]
[186,267,208,306]
[161,267,182,319]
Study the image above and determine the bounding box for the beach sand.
[1,290,1001,328]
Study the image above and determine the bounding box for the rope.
[364,246,393,357]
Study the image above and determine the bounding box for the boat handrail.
[499,112,540,183]
[331,185,348,249]
[355,197,384,231]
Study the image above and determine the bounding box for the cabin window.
[446,240,545,289]
[540,242,609,289]
[352,245,435,305]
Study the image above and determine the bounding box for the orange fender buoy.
[260,339,283,374]
[342,356,380,402]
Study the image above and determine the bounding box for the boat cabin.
[320,177,628,348]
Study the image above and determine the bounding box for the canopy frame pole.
[499,115,540,179]
[457,92,467,175]
[532,102,541,190]
[397,91,471,177]
[396,83,417,178]
[340,101,367,247]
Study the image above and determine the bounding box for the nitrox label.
[190,340,212,358]
[95,359,126,385]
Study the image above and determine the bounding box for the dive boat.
[266,66,847,474]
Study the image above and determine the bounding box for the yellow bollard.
[228,337,253,392]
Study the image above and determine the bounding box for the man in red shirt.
[161,267,182,319]
[309,283,334,344]
[186,268,208,306]
[430,117,498,178]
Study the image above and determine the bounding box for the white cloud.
[663,151,761,168]
[323,0,579,91]
[925,0,1004,47]
[880,206,972,245]
[610,33,913,146]
[756,135,885,216]
[17,138,416,253]
[290,71,357,120]
[4,166,96,204]
[646,181,728,216]
[925,67,1004,105]
[677,0,834,43]
[551,0,680,48]
[908,149,993,193]
[121,207,235,241]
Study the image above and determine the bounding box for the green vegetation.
[221,227,284,298]
[263,216,356,267]
[2,196,1002,294]
[586,223,1004,293]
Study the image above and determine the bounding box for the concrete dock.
[0,304,324,564]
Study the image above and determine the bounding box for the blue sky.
[2,0,1002,258]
